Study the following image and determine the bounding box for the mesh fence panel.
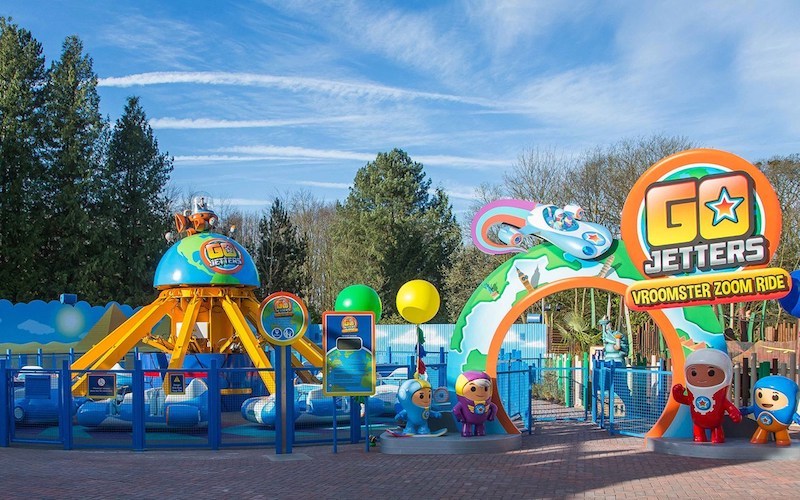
[220,368,275,448]
[591,362,673,437]
[607,367,672,437]
[531,365,589,422]
[71,369,135,449]
[142,369,210,449]
[496,366,531,431]
[9,367,64,445]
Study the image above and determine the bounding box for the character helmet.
[455,371,492,397]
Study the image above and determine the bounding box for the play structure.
[452,149,790,447]
[68,195,324,397]
[2,148,798,457]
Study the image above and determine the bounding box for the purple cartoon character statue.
[453,371,498,437]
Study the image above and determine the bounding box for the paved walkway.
[2,422,800,499]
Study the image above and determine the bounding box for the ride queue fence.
[0,358,384,451]
[493,354,674,438]
[591,356,672,437]
[2,351,677,450]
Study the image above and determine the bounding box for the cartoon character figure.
[671,348,741,443]
[394,376,441,435]
[739,375,800,446]
[552,209,566,230]
[173,194,218,236]
[453,371,498,437]
[599,317,635,415]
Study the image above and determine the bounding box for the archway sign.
[451,149,790,438]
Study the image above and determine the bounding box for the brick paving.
[2,421,799,499]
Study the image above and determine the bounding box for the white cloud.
[416,155,510,170]
[296,181,351,190]
[220,145,374,162]
[150,115,368,129]
[96,15,205,69]
[18,320,55,335]
[439,186,479,201]
[97,71,488,105]
[173,155,295,163]
[467,0,588,53]
[226,198,274,207]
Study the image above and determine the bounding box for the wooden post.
[749,353,758,403]
[733,363,742,407]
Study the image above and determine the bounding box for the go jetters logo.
[641,171,766,277]
[620,149,789,311]
[341,315,359,333]
[200,238,244,274]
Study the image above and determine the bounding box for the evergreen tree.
[40,35,104,300]
[95,96,172,305]
[0,18,47,301]
[330,149,460,320]
[255,199,308,296]
[442,245,509,322]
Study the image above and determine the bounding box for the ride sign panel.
[88,373,116,398]
[259,291,309,346]
[322,312,376,397]
[620,149,790,311]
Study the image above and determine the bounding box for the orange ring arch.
[485,276,684,438]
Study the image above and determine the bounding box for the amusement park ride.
[70,195,323,395]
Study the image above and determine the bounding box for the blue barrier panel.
[0,360,8,447]
[208,361,221,450]
[591,360,673,437]
[60,361,73,450]
[132,360,145,451]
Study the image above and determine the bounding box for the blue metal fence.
[2,351,673,450]
[592,358,672,437]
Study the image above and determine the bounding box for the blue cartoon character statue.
[394,376,441,435]
[740,375,800,446]
[453,371,498,437]
[599,317,635,414]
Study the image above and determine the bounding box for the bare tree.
[568,135,694,235]
[288,190,337,320]
[503,147,576,205]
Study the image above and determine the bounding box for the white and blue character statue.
[599,316,635,414]
[394,375,441,435]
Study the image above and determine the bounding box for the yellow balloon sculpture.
[396,279,440,324]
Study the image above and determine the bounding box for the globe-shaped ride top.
[153,232,259,288]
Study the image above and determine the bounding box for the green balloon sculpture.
[334,284,383,323]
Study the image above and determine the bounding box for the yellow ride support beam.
[291,353,320,383]
[293,337,324,367]
[71,298,174,395]
[140,336,175,354]
[167,296,202,370]
[71,297,169,371]
[220,296,276,393]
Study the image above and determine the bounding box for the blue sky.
[4,1,800,218]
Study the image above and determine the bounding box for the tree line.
[0,18,172,306]
[3,18,799,341]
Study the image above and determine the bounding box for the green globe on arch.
[334,284,382,323]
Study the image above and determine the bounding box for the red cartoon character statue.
[672,348,741,443]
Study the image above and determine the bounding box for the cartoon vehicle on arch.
[471,199,612,259]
